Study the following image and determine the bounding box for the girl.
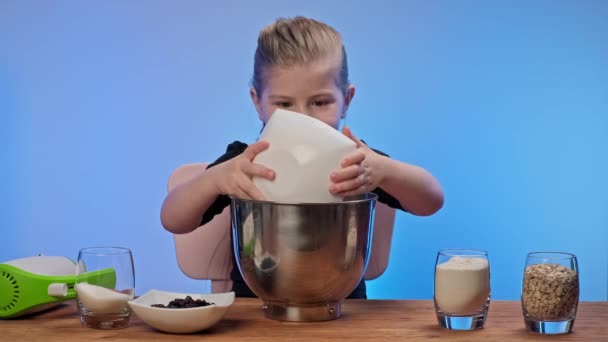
[161,16,444,298]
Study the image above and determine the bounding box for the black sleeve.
[200,141,248,225]
[368,146,407,212]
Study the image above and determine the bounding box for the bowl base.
[262,300,342,322]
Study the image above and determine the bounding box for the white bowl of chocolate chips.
[128,290,234,334]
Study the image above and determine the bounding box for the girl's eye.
[276,102,291,108]
[313,100,329,106]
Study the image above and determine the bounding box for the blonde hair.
[252,16,349,94]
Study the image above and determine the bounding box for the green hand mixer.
[0,256,116,318]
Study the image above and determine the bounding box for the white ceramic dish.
[128,290,234,334]
[253,108,356,203]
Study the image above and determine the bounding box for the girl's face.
[251,54,355,130]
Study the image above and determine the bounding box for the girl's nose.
[292,105,308,115]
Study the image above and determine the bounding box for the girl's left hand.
[329,126,387,197]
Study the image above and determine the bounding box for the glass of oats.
[521,252,579,334]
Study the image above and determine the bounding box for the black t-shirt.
[201,140,405,299]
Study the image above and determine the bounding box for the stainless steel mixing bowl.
[230,193,377,322]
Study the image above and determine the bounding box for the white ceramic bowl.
[253,108,356,203]
[128,290,234,334]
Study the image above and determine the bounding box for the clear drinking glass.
[75,247,135,329]
[434,249,491,330]
[521,252,579,334]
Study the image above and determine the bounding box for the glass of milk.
[75,247,135,329]
[434,249,491,330]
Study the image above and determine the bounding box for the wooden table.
[2,299,606,341]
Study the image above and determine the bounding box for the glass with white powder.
[434,249,491,330]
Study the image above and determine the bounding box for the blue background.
[1,0,606,301]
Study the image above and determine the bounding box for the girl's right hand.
[208,140,275,201]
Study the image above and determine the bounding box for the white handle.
[48,283,68,297]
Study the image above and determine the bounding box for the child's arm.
[330,127,444,216]
[161,141,275,234]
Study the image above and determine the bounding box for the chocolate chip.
[152,297,215,309]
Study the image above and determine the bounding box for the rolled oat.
[521,263,579,320]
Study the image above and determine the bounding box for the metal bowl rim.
[228,192,378,206]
